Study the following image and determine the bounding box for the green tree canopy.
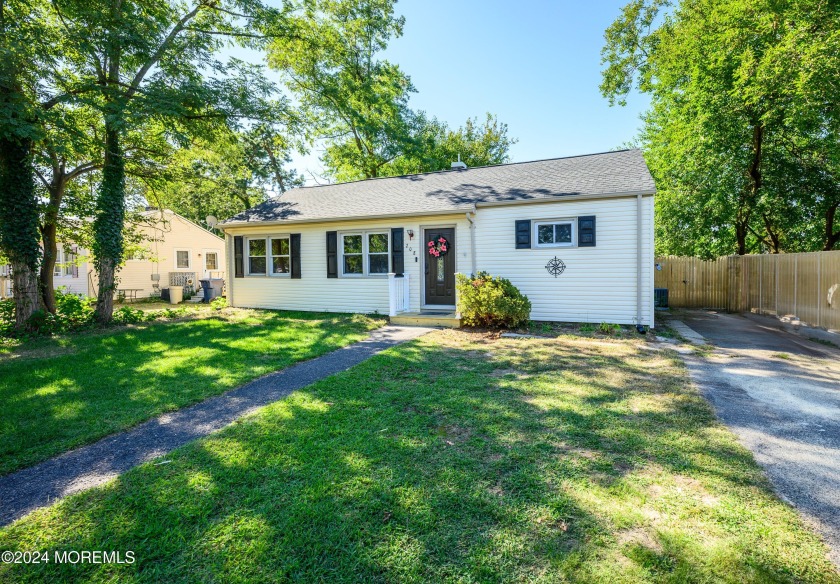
[602,0,840,257]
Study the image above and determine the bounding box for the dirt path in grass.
[0,325,433,527]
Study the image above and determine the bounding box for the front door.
[424,228,456,306]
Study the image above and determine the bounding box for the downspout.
[466,208,477,275]
[636,194,646,334]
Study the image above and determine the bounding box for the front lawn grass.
[0,308,384,475]
[1,330,837,583]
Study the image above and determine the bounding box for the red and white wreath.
[427,236,449,257]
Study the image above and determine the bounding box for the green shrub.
[210,297,228,311]
[579,323,595,333]
[598,322,622,335]
[456,272,531,329]
[0,299,14,336]
[55,290,95,330]
[26,309,60,335]
[112,306,148,325]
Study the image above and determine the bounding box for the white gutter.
[466,210,477,274]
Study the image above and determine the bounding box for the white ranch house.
[220,149,655,327]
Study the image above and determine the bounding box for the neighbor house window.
[205,252,218,271]
[269,237,290,275]
[341,231,389,276]
[175,249,191,269]
[534,220,575,247]
[53,248,77,277]
[247,238,267,275]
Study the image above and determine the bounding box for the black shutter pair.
[326,228,404,277]
[233,235,301,278]
[514,216,596,248]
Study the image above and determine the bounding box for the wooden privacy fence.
[654,251,840,331]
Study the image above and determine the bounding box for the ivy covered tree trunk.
[93,124,125,324]
[0,135,42,329]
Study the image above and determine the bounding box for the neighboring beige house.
[2,210,225,300]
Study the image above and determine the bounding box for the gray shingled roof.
[221,149,655,226]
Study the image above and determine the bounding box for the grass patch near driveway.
[1,330,837,583]
[0,309,384,475]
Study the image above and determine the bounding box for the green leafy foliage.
[456,272,531,329]
[210,297,228,311]
[602,0,840,256]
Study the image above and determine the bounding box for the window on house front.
[175,249,191,269]
[341,231,390,276]
[270,237,290,275]
[367,233,389,274]
[342,234,363,275]
[205,252,218,271]
[534,220,575,247]
[247,239,267,275]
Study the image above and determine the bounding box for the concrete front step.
[390,311,461,328]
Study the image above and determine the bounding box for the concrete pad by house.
[674,310,840,567]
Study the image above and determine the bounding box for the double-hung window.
[246,236,291,276]
[534,219,576,247]
[341,231,390,276]
[247,239,267,275]
[269,237,290,275]
[174,249,191,270]
[53,248,77,277]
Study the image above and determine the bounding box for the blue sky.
[264,1,650,183]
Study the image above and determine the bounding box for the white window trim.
[244,237,268,277]
[533,219,577,248]
[173,248,192,270]
[268,236,291,278]
[53,248,77,278]
[339,230,390,277]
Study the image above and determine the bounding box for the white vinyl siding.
[227,215,471,314]
[474,196,654,326]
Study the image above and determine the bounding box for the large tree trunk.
[10,260,39,327]
[39,183,64,314]
[93,125,126,324]
[0,135,42,329]
[824,203,840,251]
[39,221,58,314]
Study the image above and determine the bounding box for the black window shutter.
[290,234,301,279]
[234,236,244,278]
[391,227,404,276]
[515,220,531,249]
[578,216,596,247]
[326,231,338,278]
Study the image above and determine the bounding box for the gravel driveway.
[674,310,840,567]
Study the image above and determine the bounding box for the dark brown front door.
[424,228,456,305]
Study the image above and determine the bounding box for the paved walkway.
[0,325,434,526]
[674,310,840,567]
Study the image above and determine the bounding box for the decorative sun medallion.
[545,257,566,278]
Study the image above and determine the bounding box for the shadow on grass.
[0,310,382,475]
[0,335,835,583]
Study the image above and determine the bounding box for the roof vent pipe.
[451,154,467,170]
